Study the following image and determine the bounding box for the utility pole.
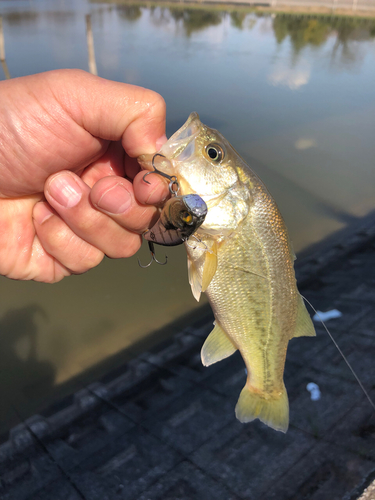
[85,14,98,76]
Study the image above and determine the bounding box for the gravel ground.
[358,480,375,500]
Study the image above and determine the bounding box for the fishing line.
[186,237,268,281]
[187,232,374,411]
[301,294,375,412]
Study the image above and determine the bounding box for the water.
[0,0,375,432]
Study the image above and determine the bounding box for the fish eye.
[205,143,224,163]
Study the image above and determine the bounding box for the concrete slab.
[30,406,134,473]
[108,366,196,423]
[68,428,182,500]
[28,478,83,500]
[142,386,236,455]
[288,368,363,438]
[265,442,375,500]
[325,398,375,460]
[138,461,240,500]
[0,424,62,500]
[191,424,317,499]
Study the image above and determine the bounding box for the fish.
[138,112,316,433]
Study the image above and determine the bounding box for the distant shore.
[92,0,375,18]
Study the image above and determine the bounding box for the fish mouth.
[138,112,203,177]
[159,112,202,161]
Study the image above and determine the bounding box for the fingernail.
[48,174,82,208]
[33,202,54,225]
[96,183,132,214]
[155,134,168,150]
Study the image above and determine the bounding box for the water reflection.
[2,10,76,26]
[1,11,39,27]
[273,16,332,51]
[273,14,375,62]
[169,8,222,36]
[268,15,375,86]
[230,11,247,30]
[116,5,142,22]
[0,305,55,428]
[137,6,375,47]
[269,59,311,89]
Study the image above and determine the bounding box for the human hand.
[0,69,169,282]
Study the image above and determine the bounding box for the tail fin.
[235,384,289,433]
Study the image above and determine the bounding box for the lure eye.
[205,143,224,163]
[181,212,193,225]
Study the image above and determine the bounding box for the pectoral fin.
[291,295,316,338]
[201,321,237,366]
[202,241,218,292]
[187,254,201,302]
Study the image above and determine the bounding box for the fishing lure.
[139,154,208,267]
[144,194,208,247]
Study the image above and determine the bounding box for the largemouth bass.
[139,112,316,433]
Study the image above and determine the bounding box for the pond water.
[0,0,375,432]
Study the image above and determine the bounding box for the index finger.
[49,69,167,156]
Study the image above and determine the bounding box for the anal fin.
[201,321,237,366]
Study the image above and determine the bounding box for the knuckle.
[141,89,166,123]
[150,92,166,115]
[144,88,166,111]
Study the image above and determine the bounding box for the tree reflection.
[116,5,142,22]
[169,8,222,36]
[273,15,331,52]
[230,11,247,30]
[330,17,375,67]
[3,10,75,26]
[273,14,375,55]
[149,6,174,27]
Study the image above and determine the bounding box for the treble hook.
[143,153,180,196]
[138,241,168,268]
